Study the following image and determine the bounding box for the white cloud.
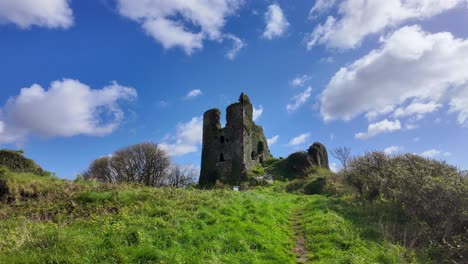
[116,0,244,55]
[288,132,310,146]
[185,89,203,99]
[320,26,468,127]
[267,135,279,145]
[0,0,73,29]
[253,105,263,121]
[262,4,289,39]
[365,106,395,121]
[384,145,403,155]
[309,0,337,18]
[330,162,340,173]
[449,84,468,125]
[158,100,169,108]
[355,119,401,140]
[320,57,335,63]
[404,123,418,130]
[421,149,441,158]
[290,74,311,87]
[287,86,313,113]
[160,116,203,156]
[394,101,442,119]
[0,79,136,144]
[307,0,465,49]
[225,34,246,60]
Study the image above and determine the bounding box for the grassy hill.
[0,170,419,264]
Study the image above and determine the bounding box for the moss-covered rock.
[286,152,314,177]
[307,142,329,170]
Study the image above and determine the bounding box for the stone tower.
[199,93,271,186]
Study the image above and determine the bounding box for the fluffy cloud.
[449,84,468,125]
[0,0,73,29]
[307,0,465,49]
[287,87,312,113]
[421,149,441,158]
[329,162,340,173]
[288,132,310,146]
[309,0,337,17]
[0,79,136,144]
[225,34,246,60]
[253,105,263,121]
[267,135,279,145]
[290,74,311,87]
[262,4,289,39]
[160,116,203,156]
[320,26,468,127]
[393,102,442,119]
[355,119,401,140]
[116,0,244,55]
[384,145,403,155]
[185,89,203,99]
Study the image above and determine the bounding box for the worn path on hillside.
[292,208,307,263]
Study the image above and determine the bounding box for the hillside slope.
[0,171,414,263]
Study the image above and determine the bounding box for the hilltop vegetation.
[0,148,466,263]
[0,169,414,264]
[0,149,48,176]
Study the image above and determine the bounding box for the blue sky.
[0,0,467,178]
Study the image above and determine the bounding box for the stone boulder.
[307,142,330,170]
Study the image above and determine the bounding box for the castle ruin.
[199,93,271,186]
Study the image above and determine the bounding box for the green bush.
[246,165,265,178]
[0,150,46,176]
[302,176,326,195]
[343,152,468,262]
[285,179,304,193]
[284,166,332,195]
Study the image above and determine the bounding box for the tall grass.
[0,172,296,263]
[1,171,423,263]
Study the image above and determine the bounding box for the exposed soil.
[292,209,307,263]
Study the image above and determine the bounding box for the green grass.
[0,171,422,263]
[0,172,296,263]
[300,196,416,264]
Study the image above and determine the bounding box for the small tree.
[167,165,197,188]
[331,146,352,169]
[82,156,115,183]
[84,143,171,187]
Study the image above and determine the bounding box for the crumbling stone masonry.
[199,93,271,186]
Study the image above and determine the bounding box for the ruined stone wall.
[199,109,222,186]
[199,93,271,186]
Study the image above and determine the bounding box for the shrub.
[343,152,468,261]
[246,165,265,178]
[285,166,333,195]
[302,176,326,195]
[285,179,304,193]
[0,150,46,176]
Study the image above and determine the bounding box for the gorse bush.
[342,152,468,261]
[0,150,47,176]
